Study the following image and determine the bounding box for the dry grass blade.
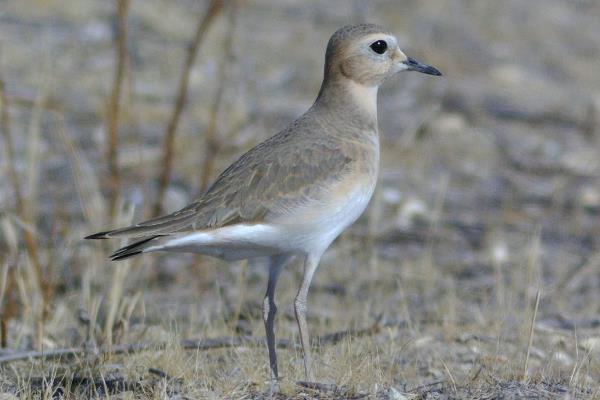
[522,289,541,382]
[0,216,20,348]
[0,262,9,312]
[0,268,17,349]
[24,88,51,338]
[153,0,224,215]
[1,77,48,347]
[0,260,12,348]
[0,79,22,347]
[102,206,135,347]
[0,79,23,207]
[103,260,131,347]
[54,114,106,230]
[105,0,130,218]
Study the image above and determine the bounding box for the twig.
[296,381,338,392]
[199,0,238,191]
[105,0,130,218]
[0,347,84,364]
[0,336,286,364]
[148,367,174,381]
[0,318,384,364]
[28,375,141,396]
[295,381,369,399]
[407,379,445,392]
[442,361,457,392]
[153,0,224,216]
[181,336,293,351]
[317,314,382,344]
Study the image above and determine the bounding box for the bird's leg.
[263,254,291,385]
[294,253,321,382]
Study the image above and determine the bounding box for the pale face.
[336,33,441,86]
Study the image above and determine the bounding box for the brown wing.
[191,130,353,228]
[88,118,355,239]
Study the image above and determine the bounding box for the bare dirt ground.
[1,0,600,398]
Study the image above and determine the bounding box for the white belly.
[146,181,376,260]
[280,181,376,254]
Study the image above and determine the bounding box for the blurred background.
[1,0,600,398]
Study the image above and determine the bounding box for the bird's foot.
[266,377,281,395]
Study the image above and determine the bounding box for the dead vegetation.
[1,0,600,398]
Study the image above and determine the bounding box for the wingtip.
[111,251,142,261]
[108,236,158,261]
[85,231,111,240]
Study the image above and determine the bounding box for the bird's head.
[324,24,442,87]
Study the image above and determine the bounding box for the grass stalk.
[0,79,22,346]
[522,289,540,382]
[422,174,448,297]
[0,79,23,207]
[24,89,51,341]
[1,77,50,346]
[105,0,131,219]
[0,261,12,348]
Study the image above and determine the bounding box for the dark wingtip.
[111,251,142,261]
[110,236,156,258]
[108,236,158,261]
[85,231,111,240]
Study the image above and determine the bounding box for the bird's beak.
[403,57,442,76]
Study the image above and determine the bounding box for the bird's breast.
[273,170,377,255]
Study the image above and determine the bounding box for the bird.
[86,23,441,383]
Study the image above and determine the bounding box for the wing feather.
[87,116,360,239]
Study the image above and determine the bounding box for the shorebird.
[86,23,441,383]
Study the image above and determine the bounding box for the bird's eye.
[370,40,387,54]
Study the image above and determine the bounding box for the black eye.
[370,40,387,54]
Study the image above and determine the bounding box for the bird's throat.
[344,79,378,118]
[315,77,379,129]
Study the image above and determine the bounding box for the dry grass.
[1,0,600,398]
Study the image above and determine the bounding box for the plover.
[87,23,441,382]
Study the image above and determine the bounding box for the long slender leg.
[263,254,292,381]
[294,252,321,382]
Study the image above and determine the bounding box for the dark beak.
[404,57,442,76]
